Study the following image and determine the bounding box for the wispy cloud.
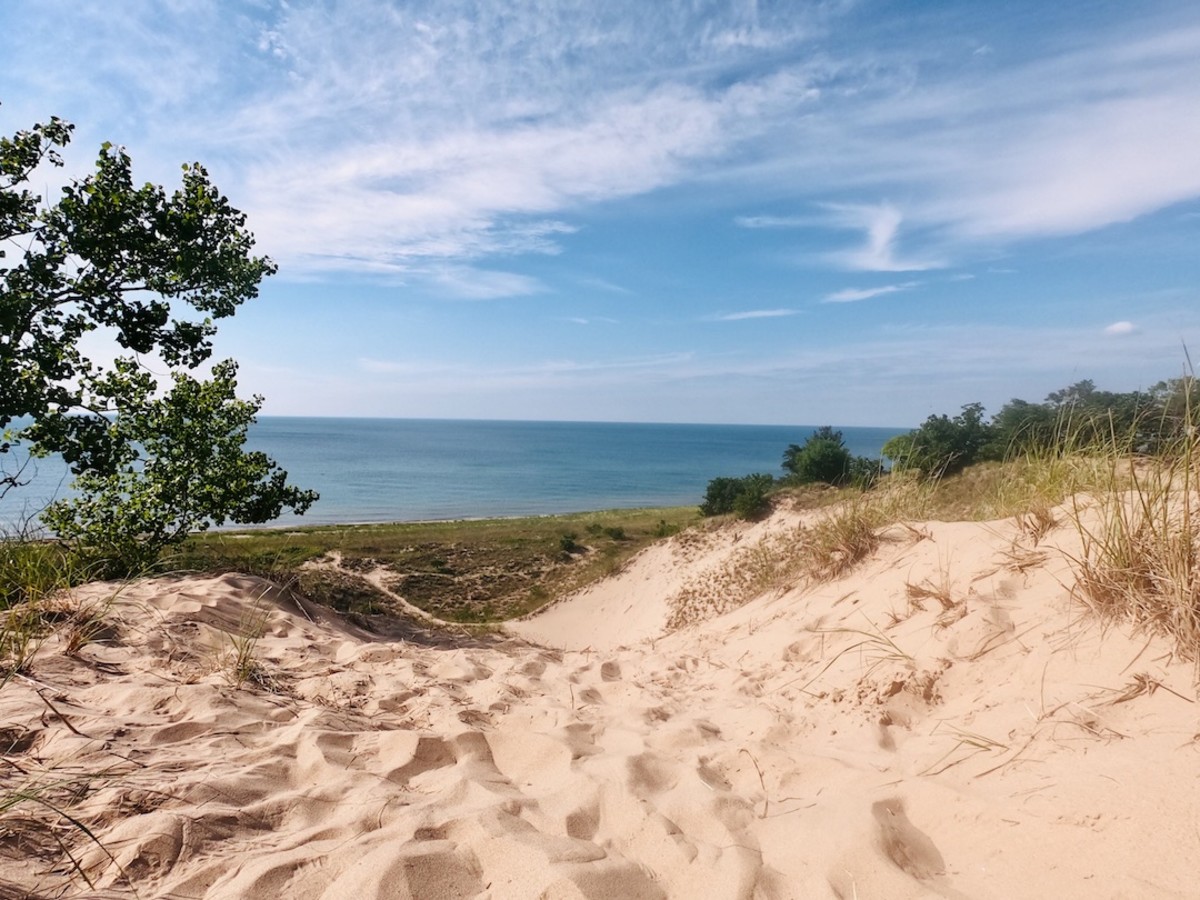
[574,276,633,295]
[562,316,618,325]
[1104,320,1137,335]
[357,351,695,387]
[822,282,919,303]
[5,2,1200,289]
[822,203,944,272]
[733,214,816,229]
[711,309,800,321]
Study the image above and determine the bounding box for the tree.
[1147,376,1200,449]
[700,473,774,519]
[2,109,315,569]
[985,398,1058,459]
[42,361,316,575]
[3,111,271,469]
[884,402,991,478]
[782,426,852,485]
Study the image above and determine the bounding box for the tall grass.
[0,531,127,896]
[0,536,92,682]
[1067,426,1200,659]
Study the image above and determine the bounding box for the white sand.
[3,504,1198,898]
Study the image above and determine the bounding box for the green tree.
[700,473,774,519]
[985,398,1058,459]
[1044,379,1149,450]
[884,402,991,478]
[42,361,316,575]
[2,109,315,569]
[1147,376,1200,448]
[3,111,271,471]
[782,426,852,485]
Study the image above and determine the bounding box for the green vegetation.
[172,506,699,624]
[883,403,990,478]
[783,426,883,488]
[884,377,1200,478]
[700,474,774,519]
[702,425,886,521]
[1,108,315,576]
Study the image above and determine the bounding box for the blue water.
[1,418,905,530]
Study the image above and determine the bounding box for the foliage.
[985,377,1199,460]
[783,426,852,485]
[883,402,991,478]
[1,107,314,570]
[700,473,774,519]
[846,454,886,489]
[41,361,316,577]
[783,426,885,489]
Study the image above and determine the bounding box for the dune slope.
[2,505,1198,898]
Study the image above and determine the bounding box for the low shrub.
[700,473,774,520]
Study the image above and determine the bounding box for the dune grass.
[1065,431,1200,659]
[0,538,93,685]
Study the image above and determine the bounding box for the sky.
[2,0,1200,427]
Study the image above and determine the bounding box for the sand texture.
[3,503,1199,898]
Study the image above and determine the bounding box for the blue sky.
[3,0,1200,426]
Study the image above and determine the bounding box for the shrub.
[783,426,852,485]
[884,403,991,478]
[700,473,774,519]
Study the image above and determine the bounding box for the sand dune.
[3,503,1198,898]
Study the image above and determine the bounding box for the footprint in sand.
[871,798,946,881]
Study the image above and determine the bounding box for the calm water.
[1,418,905,530]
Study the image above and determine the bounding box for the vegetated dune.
[3,500,1198,899]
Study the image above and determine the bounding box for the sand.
[2,502,1198,898]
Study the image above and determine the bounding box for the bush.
[783,426,852,485]
[884,402,991,478]
[700,473,774,519]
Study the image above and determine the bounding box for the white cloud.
[712,309,800,321]
[6,1,1200,287]
[733,214,817,229]
[822,203,944,272]
[426,266,546,300]
[822,282,919,303]
[1104,320,1137,335]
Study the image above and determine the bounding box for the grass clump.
[1067,431,1200,659]
[0,537,93,681]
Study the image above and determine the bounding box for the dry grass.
[666,482,931,629]
[1,540,94,684]
[0,541,131,897]
[1068,443,1200,659]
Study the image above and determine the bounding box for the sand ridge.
[2,504,1198,898]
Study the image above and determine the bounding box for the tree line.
[702,375,1200,518]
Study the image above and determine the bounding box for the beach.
[3,496,1197,898]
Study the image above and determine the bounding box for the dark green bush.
[884,402,991,478]
[782,426,852,485]
[701,473,774,519]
